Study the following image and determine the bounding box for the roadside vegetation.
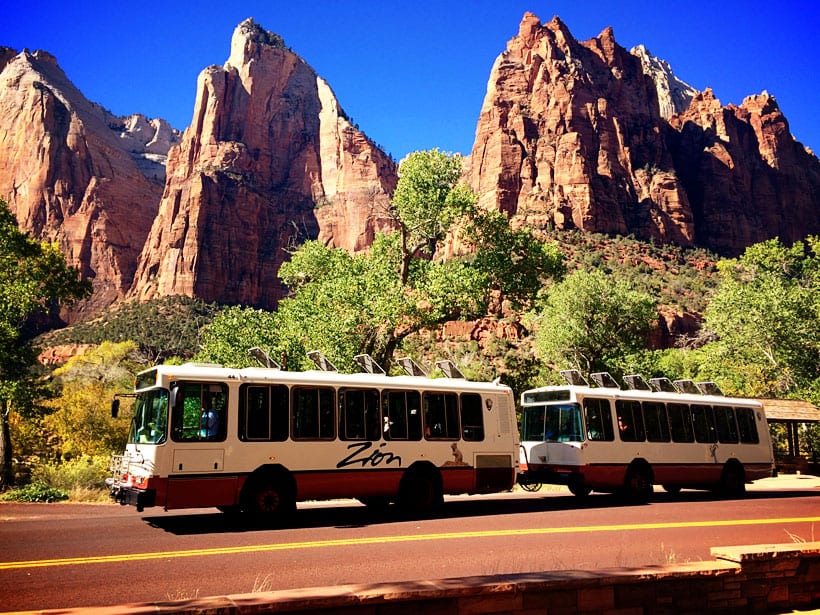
[1,151,819,501]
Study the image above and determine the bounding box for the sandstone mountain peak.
[631,44,698,119]
[129,18,396,309]
[469,12,820,256]
[0,47,169,320]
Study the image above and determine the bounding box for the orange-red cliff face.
[469,13,820,256]
[0,48,168,321]
[128,20,397,308]
[3,13,820,324]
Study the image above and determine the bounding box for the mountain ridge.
[1,13,818,322]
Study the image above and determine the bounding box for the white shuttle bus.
[517,371,775,501]
[107,354,518,520]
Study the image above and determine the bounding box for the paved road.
[1,474,818,612]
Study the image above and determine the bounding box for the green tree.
[535,269,657,375]
[701,237,820,398]
[0,198,91,487]
[41,341,138,459]
[199,149,563,371]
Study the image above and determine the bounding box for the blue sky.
[3,1,818,160]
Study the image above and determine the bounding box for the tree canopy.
[534,269,657,375]
[199,149,563,371]
[0,198,91,486]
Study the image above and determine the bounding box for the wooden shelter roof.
[758,398,820,422]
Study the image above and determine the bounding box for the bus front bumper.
[106,479,156,512]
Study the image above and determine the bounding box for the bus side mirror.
[170,386,179,409]
[111,398,120,418]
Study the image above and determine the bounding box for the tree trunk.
[0,399,13,489]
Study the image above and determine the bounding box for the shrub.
[0,482,68,503]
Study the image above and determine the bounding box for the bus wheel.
[568,477,592,497]
[242,475,296,523]
[622,463,653,504]
[399,467,442,517]
[720,462,746,498]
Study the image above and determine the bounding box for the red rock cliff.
[0,48,165,320]
[469,13,820,256]
[129,19,397,308]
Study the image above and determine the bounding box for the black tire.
[622,464,653,504]
[242,475,296,524]
[398,468,442,517]
[568,476,592,497]
[720,463,746,498]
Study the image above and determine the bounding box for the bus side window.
[615,400,645,442]
[735,407,760,444]
[240,384,288,442]
[714,406,739,443]
[643,401,670,442]
[460,393,484,441]
[383,390,422,441]
[691,404,717,443]
[171,381,228,442]
[339,388,380,441]
[423,392,459,439]
[292,386,335,440]
[584,398,614,441]
[668,403,694,442]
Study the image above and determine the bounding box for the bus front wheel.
[622,463,653,504]
[242,475,296,523]
[568,476,592,497]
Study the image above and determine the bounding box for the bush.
[32,455,110,493]
[0,482,68,503]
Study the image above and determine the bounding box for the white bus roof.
[521,383,763,408]
[137,362,511,394]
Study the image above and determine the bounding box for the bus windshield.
[130,388,169,445]
[521,403,583,442]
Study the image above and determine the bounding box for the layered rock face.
[669,89,820,255]
[129,19,397,308]
[0,48,168,320]
[469,13,820,256]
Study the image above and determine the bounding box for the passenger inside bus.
[201,406,220,438]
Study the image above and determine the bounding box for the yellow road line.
[2,516,818,571]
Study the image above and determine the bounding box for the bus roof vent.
[649,377,677,393]
[307,350,338,372]
[673,379,700,394]
[353,353,385,375]
[248,347,281,370]
[623,374,651,391]
[435,359,465,379]
[560,369,588,386]
[590,372,620,389]
[396,356,427,377]
[696,381,724,396]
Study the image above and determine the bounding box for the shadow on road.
[141,487,817,536]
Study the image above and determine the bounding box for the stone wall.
[46,542,820,614]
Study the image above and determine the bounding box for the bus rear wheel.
[720,462,746,498]
[398,468,442,517]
